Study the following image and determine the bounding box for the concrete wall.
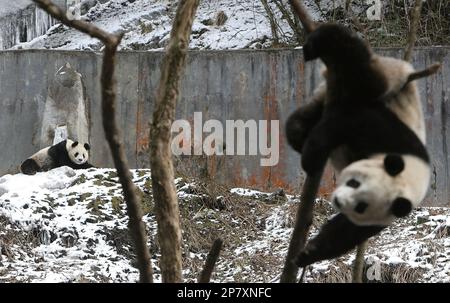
[0,48,448,206]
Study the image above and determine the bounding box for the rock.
[61,234,77,247]
[0,186,7,196]
[85,217,98,224]
[215,11,228,26]
[81,0,98,15]
[35,228,57,245]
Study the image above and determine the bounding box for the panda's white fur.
[333,154,430,226]
[328,56,430,226]
[21,139,92,175]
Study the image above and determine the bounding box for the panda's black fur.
[21,139,93,175]
[284,24,431,267]
[287,24,429,176]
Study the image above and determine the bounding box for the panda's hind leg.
[20,159,40,175]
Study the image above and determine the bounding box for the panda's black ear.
[384,154,404,176]
[391,197,412,218]
[84,143,91,151]
[71,141,79,148]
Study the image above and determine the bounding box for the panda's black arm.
[285,98,324,154]
[300,117,343,175]
[296,213,386,267]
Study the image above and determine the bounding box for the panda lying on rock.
[21,139,94,175]
[285,24,432,266]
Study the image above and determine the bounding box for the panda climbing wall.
[21,139,94,175]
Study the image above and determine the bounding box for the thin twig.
[32,0,154,283]
[379,64,441,103]
[198,238,223,283]
[288,0,316,34]
[272,0,303,43]
[407,63,441,82]
[404,0,423,61]
[261,0,280,44]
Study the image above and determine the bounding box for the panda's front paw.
[300,125,332,175]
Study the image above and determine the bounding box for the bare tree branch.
[378,63,441,103]
[150,0,199,283]
[261,0,280,44]
[272,0,303,43]
[407,63,441,82]
[280,170,323,283]
[404,0,423,61]
[279,0,321,284]
[32,0,154,283]
[198,238,223,283]
[352,240,367,283]
[288,0,317,34]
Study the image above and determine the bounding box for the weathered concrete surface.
[0,48,448,206]
[40,62,89,148]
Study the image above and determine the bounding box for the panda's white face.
[331,154,430,226]
[67,141,90,165]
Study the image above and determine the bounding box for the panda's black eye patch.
[75,152,79,157]
[346,179,360,188]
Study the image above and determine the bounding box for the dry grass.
[174,175,301,282]
[265,0,449,47]
[0,216,42,261]
[308,257,426,283]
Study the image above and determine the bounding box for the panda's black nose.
[354,201,368,214]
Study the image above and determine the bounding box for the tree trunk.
[150,0,199,283]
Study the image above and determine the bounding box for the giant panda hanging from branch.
[285,23,440,266]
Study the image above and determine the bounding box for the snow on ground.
[10,0,316,51]
[0,167,449,282]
